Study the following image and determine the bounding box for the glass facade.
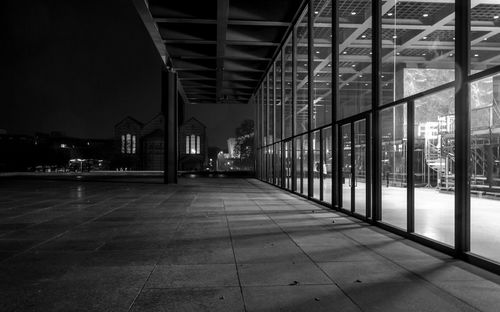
[255,0,500,271]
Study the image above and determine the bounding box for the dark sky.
[1,0,253,150]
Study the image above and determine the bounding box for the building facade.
[179,117,207,171]
[254,0,500,273]
[114,115,207,171]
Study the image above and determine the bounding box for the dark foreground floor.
[1,177,500,311]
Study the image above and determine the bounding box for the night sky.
[1,0,253,150]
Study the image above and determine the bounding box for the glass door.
[339,117,369,216]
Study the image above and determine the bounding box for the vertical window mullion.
[407,100,415,232]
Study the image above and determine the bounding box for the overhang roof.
[133,0,304,105]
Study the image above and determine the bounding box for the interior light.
[351,12,357,15]
[361,35,366,38]
[359,74,363,78]
[474,54,479,57]
[422,36,427,40]
[365,84,368,86]
[494,15,499,19]
[381,75,385,78]
[396,52,400,55]
[392,35,397,39]
[422,13,429,17]
[343,51,347,54]
[422,53,426,56]
[453,37,455,40]
[314,11,319,14]
[449,53,453,57]
[387,13,393,16]
[484,37,488,41]
[352,64,356,67]
[316,51,320,54]
[327,64,332,67]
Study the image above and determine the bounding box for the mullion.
[351,122,355,214]
[407,100,415,233]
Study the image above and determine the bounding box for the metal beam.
[216,0,229,101]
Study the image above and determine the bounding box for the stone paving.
[1,177,500,311]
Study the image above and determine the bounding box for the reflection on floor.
[1,177,500,311]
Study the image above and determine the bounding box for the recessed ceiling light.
[346,83,350,86]
[494,15,499,19]
[314,11,319,14]
[361,35,366,38]
[422,53,426,56]
[422,36,427,40]
[392,35,397,39]
[453,37,455,40]
[388,13,393,16]
[359,74,363,78]
[352,64,356,67]
[369,52,372,55]
[316,51,320,54]
[339,74,342,77]
[484,37,488,40]
[474,54,479,57]
[449,53,453,57]
[396,52,400,55]
[343,51,347,54]
[381,75,385,78]
[327,64,332,67]
[351,12,357,15]
[422,13,429,17]
[365,83,368,86]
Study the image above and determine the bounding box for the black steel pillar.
[372,0,382,221]
[162,68,178,184]
[455,0,471,256]
[307,2,314,198]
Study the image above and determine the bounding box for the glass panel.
[276,53,282,141]
[132,135,136,154]
[296,9,309,135]
[269,68,275,144]
[196,136,200,154]
[302,134,309,195]
[275,143,282,187]
[312,0,332,129]
[313,130,321,199]
[381,104,407,229]
[295,136,302,192]
[323,127,333,203]
[264,77,268,146]
[470,73,500,262]
[354,120,366,216]
[186,136,190,154]
[381,0,455,104]
[470,3,500,72]
[268,145,273,183]
[285,140,293,190]
[284,36,294,138]
[338,0,372,119]
[341,124,352,210]
[414,88,455,245]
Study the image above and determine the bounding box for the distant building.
[113,115,207,171]
[179,117,207,171]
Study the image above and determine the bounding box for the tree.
[233,119,254,169]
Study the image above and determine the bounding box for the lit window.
[190,134,196,154]
[126,134,131,154]
[132,135,136,154]
[186,135,190,154]
[196,136,200,154]
[121,135,125,153]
